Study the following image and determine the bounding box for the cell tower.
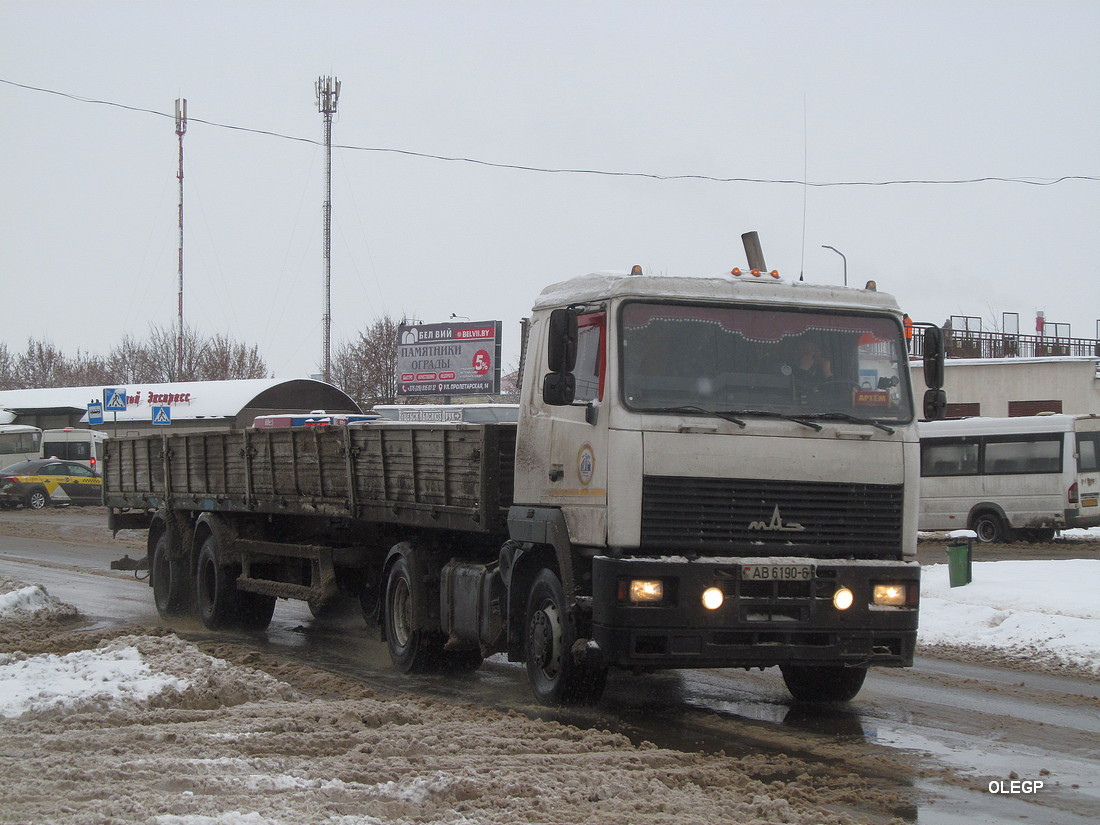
[315,76,341,383]
[175,98,187,380]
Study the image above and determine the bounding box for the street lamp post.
[821,245,847,287]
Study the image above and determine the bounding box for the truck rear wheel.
[780,665,867,703]
[525,569,607,706]
[151,533,190,617]
[384,554,442,673]
[195,536,275,631]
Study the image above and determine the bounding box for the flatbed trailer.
[107,423,515,533]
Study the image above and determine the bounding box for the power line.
[3,77,1098,188]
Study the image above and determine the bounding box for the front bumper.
[591,555,919,670]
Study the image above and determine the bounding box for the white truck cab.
[508,260,938,702]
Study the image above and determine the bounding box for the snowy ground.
[1,543,1098,824]
[0,575,890,825]
[913,527,1100,678]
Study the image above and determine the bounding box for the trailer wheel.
[972,511,1010,543]
[196,537,240,630]
[384,554,441,673]
[151,533,189,617]
[525,568,607,706]
[235,590,276,631]
[780,665,867,703]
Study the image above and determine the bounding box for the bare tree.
[331,315,400,407]
[199,334,269,380]
[2,326,268,389]
[0,343,17,391]
[59,349,113,387]
[106,334,159,384]
[13,339,68,388]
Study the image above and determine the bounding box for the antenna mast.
[175,98,187,380]
[315,76,341,383]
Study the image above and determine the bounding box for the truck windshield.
[619,301,914,423]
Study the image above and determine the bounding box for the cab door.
[543,312,609,545]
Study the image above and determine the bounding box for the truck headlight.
[701,587,724,610]
[873,583,907,607]
[833,587,854,611]
[625,579,664,603]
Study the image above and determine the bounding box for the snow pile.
[0,577,79,621]
[0,643,189,718]
[0,633,298,720]
[918,559,1100,677]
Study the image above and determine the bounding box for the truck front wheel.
[151,533,190,617]
[384,554,442,673]
[525,569,607,706]
[780,664,867,703]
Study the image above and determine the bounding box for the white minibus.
[0,425,42,471]
[919,414,1100,542]
[40,428,109,475]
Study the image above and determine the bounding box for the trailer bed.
[104,423,517,534]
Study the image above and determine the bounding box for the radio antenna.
[175,98,187,379]
[316,76,341,383]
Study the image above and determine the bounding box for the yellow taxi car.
[0,458,103,510]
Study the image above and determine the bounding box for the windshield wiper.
[653,407,825,431]
[653,406,746,428]
[718,409,824,431]
[800,412,896,434]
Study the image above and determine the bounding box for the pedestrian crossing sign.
[152,405,172,426]
[103,387,128,412]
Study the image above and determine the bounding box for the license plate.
[1083,495,1099,508]
[741,564,814,582]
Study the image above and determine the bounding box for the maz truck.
[105,237,945,705]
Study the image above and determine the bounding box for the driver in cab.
[793,339,832,387]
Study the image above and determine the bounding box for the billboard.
[396,320,502,397]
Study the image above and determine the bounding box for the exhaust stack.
[742,231,767,271]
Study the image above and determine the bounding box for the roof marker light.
[731,268,742,276]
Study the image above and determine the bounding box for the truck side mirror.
[546,308,578,373]
[923,388,947,421]
[923,326,945,390]
[542,372,576,406]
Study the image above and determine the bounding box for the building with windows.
[907,317,1100,417]
[911,356,1100,417]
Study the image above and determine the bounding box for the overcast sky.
[2,0,1097,381]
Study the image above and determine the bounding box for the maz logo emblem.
[748,505,805,532]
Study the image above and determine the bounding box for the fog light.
[702,587,724,610]
[873,583,907,607]
[833,586,854,611]
[629,579,664,603]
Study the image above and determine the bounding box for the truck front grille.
[640,475,904,558]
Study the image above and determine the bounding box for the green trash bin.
[946,530,974,587]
